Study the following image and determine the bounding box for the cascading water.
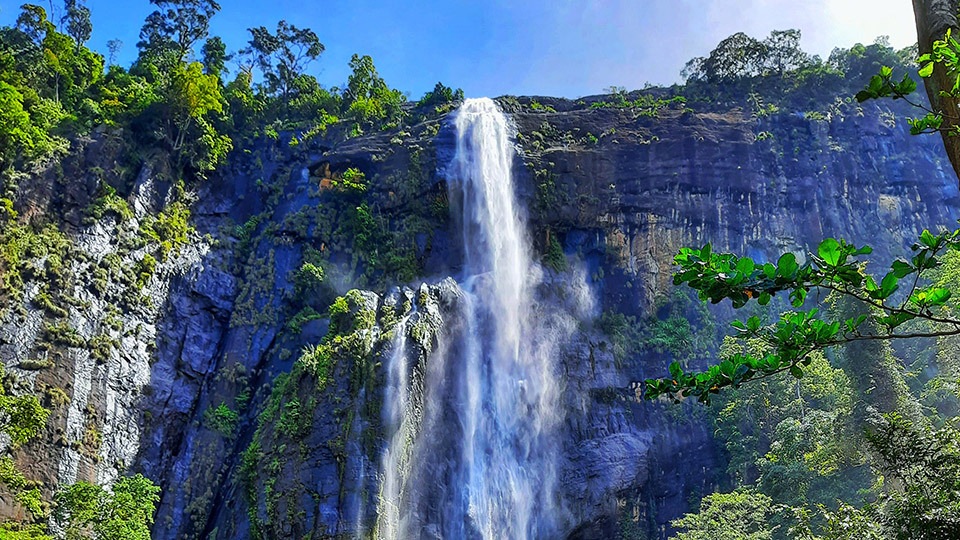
[376,98,568,539]
[378,313,413,540]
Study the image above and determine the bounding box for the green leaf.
[776,252,799,279]
[668,361,683,379]
[912,251,935,271]
[928,287,952,305]
[789,365,804,379]
[766,355,781,370]
[818,238,842,267]
[880,66,893,78]
[880,272,899,299]
[758,292,771,306]
[919,62,935,78]
[891,258,914,278]
[719,360,735,377]
[897,76,918,95]
[746,316,761,332]
[844,318,857,333]
[735,256,755,276]
[920,229,937,248]
[836,266,864,286]
[789,287,807,307]
[915,287,952,307]
[826,321,841,339]
[733,363,751,383]
[855,90,874,103]
[878,312,916,329]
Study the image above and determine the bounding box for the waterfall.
[378,313,413,539]
[376,98,565,539]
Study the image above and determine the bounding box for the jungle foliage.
[0,0,463,180]
[661,27,960,540]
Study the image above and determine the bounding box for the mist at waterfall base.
[374,98,595,539]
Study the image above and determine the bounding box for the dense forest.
[3,1,960,539]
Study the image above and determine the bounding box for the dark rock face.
[509,100,959,311]
[1,95,958,540]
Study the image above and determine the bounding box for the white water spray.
[377,98,566,539]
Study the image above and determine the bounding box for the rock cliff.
[0,92,957,539]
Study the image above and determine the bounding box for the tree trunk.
[914,0,960,180]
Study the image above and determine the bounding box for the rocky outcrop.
[0,138,210,514]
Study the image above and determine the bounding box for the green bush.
[204,403,239,437]
[139,201,192,257]
[86,185,133,222]
[135,254,157,288]
[292,262,324,295]
[542,233,567,272]
[297,343,334,389]
[286,306,322,334]
[276,399,308,439]
[332,167,367,196]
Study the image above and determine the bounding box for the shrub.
[204,403,239,438]
[332,167,367,196]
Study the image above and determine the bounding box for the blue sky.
[1,0,917,98]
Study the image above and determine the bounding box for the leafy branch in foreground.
[855,29,960,136]
[644,229,960,403]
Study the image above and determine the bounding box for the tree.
[54,474,161,540]
[645,232,960,403]
[0,523,53,539]
[200,35,228,80]
[343,54,405,131]
[15,4,47,46]
[416,81,464,113]
[913,0,960,180]
[165,60,232,170]
[137,0,221,63]
[653,23,960,390]
[0,364,48,448]
[61,0,91,52]
[651,11,960,535]
[0,364,49,520]
[670,489,774,540]
[222,69,265,135]
[0,81,57,168]
[828,39,904,88]
[94,64,159,124]
[38,18,103,107]
[762,29,809,75]
[106,39,121,66]
[692,32,768,82]
[242,20,324,106]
